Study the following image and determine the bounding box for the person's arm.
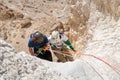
[29,47,34,56]
[65,39,76,52]
[28,38,35,56]
[62,34,76,52]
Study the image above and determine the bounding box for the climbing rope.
[52,50,120,74]
[81,54,120,75]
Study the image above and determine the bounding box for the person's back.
[49,31,75,62]
[28,31,52,61]
[49,31,67,50]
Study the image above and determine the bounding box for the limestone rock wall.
[0,38,73,80]
[0,0,119,53]
[0,0,120,80]
[93,0,120,20]
[0,0,120,59]
[0,37,120,80]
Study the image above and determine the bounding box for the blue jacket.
[28,35,49,53]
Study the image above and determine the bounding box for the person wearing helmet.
[28,31,52,61]
[48,30,76,62]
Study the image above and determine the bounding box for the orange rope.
[52,50,120,74]
[81,54,120,75]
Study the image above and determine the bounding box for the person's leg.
[51,47,68,62]
[65,55,74,61]
[51,47,66,62]
[37,50,52,61]
[54,52,67,62]
[62,48,74,62]
[43,50,53,61]
[37,53,44,59]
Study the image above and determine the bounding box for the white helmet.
[51,31,59,39]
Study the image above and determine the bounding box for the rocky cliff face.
[0,0,120,80]
[0,38,74,80]
[0,33,120,80]
[0,0,119,53]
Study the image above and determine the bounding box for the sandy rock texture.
[0,38,74,80]
[0,35,120,80]
[0,0,91,53]
[0,0,120,80]
[0,0,119,53]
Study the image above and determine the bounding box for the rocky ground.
[0,0,91,54]
[0,0,120,80]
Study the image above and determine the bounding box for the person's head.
[51,31,60,40]
[32,31,44,43]
[57,22,64,33]
[50,21,64,34]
